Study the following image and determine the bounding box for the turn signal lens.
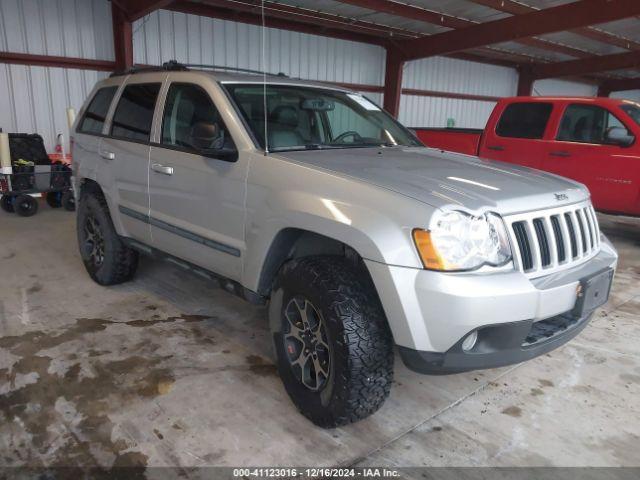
[412,229,446,270]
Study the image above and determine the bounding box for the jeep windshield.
[224,83,422,152]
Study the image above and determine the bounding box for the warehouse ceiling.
[124,0,639,90]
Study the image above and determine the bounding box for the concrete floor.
[0,206,638,470]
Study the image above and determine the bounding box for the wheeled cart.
[0,133,74,217]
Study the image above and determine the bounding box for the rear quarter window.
[110,83,161,142]
[496,102,553,139]
[78,86,118,135]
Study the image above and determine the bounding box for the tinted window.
[161,83,233,151]
[496,103,553,139]
[111,83,161,141]
[557,104,629,144]
[620,103,640,127]
[225,84,421,151]
[78,87,118,134]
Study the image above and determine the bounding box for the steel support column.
[112,2,134,71]
[383,48,404,118]
[517,67,534,96]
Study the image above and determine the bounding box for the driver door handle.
[100,151,115,160]
[549,151,571,158]
[151,163,174,175]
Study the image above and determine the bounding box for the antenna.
[261,0,269,155]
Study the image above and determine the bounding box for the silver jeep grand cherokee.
[71,63,618,427]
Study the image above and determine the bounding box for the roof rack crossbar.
[110,60,288,78]
[177,63,288,77]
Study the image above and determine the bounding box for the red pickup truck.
[415,97,640,217]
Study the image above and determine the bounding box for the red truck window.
[496,102,553,139]
[557,104,630,144]
[620,104,640,126]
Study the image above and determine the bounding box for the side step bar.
[123,238,266,306]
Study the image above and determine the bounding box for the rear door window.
[111,83,161,142]
[78,86,118,135]
[495,102,553,139]
[557,104,630,144]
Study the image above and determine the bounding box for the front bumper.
[365,236,618,374]
[398,311,593,374]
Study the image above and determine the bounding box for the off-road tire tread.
[277,256,394,427]
[79,191,138,285]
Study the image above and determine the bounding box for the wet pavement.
[0,208,638,470]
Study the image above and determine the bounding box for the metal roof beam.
[117,0,175,21]
[335,0,472,29]
[395,0,640,61]
[195,0,415,39]
[337,0,606,61]
[599,77,640,92]
[167,1,388,46]
[469,0,640,51]
[532,51,640,78]
[0,52,115,71]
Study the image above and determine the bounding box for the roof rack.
[109,60,188,77]
[110,60,288,78]
[179,63,288,77]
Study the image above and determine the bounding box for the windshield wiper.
[270,143,403,152]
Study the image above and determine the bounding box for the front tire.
[270,256,394,428]
[77,192,138,285]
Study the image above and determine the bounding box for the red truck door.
[479,101,554,169]
[542,102,639,216]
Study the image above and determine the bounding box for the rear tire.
[14,194,38,217]
[46,191,63,208]
[269,256,394,428]
[0,195,14,213]
[77,192,138,285]
[62,190,75,211]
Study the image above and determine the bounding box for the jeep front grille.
[506,201,600,278]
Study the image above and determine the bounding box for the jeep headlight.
[413,211,512,271]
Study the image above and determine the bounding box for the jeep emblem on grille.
[554,193,568,201]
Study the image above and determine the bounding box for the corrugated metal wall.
[532,78,598,97]
[132,10,387,134]
[0,0,113,150]
[0,64,108,148]
[399,56,518,128]
[0,0,113,59]
[133,10,385,88]
[1,1,533,148]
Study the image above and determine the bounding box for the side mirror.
[200,146,238,162]
[605,126,634,147]
[190,122,238,162]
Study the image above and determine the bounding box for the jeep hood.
[275,146,589,215]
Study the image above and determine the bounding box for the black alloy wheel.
[83,215,106,268]
[283,296,332,391]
